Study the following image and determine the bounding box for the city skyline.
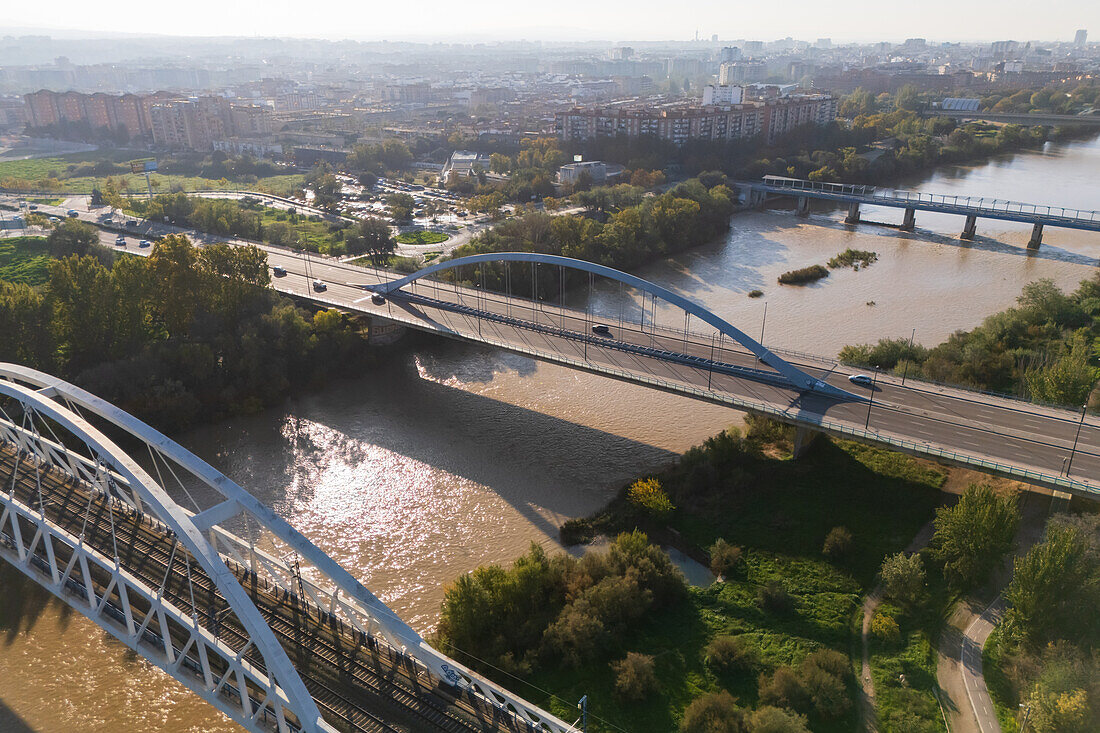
[4,0,1099,43]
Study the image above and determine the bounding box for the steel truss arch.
[0,364,577,733]
[369,252,844,395]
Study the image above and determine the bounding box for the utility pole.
[1066,404,1088,475]
[576,695,588,733]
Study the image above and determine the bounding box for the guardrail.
[758,176,1100,223]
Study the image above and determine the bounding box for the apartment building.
[556,93,835,145]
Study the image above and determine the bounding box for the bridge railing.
[760,176,1100,223]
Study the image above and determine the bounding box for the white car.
[848,374,874,387]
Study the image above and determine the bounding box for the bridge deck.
[0,442,528,733]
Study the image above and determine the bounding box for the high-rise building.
[1075,29,1088,46]
[702,84,744,105]
[816,38,832,49]
[719,46,742,63]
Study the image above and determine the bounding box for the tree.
[932,484,1019,589]
[1025,331,1098,407]
[704,635,757,674]
[626,476,674,516]
[611,652,658,701]
[679,690,748,733]
[1003,523,1099,646]
[46,255,115,373]
[46,218,100,259]
[709,539,742,578]
[386,193,415,222]
[311,173,342,210]
[345,218,396,265]
[879,552,927,607]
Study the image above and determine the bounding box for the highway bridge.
[4,194,1100,499]
[922,108,1100,127]
[0,365,579,733]
[742,175,1100,247]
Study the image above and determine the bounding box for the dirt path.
[859,521,935,732]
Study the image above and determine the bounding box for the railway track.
[0,445,533,733]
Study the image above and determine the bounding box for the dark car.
[312,280,327,292]
[591,324,612,336]
[272,265,287,277]
[371,293,386,305]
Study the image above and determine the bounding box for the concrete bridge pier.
[844,202,861,224]
[961,214,978,240]
[901,207,916,231]
[796,196,810,217]
[366,315,407,345]
[752,190,768,209]
[791,426,820,459]
[1028,223,1044,250]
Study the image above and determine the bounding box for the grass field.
[0,236,51,286]
[494,430,949,732]
[0,151,306,197]
[396,229,449,245]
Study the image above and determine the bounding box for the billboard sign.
[129,158,158,174]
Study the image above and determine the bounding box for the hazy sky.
[7,0,1099,43]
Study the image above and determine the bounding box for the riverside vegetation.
[840,276,1100,408]
[435,415,1000,732]
[0,222,376,431]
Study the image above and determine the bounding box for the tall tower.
[1074,29,1088,46]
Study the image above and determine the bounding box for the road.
[8,193,1100,499]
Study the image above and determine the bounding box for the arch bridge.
[0,363,578,733]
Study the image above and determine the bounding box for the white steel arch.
[0,364,578,733]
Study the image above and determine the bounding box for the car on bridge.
[272,265,287,277]
[592,324,612,336]
[371,293,386,305]
[312,279,327,292]
[848,374,874,387]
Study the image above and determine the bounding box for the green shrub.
[879,552,927,607]
[612,652,659,701]
[758,580,794,614]
[709,538,743,578]
[748,706,811,733]
[748,289,764,298]
[627,476,674,516]
[828,248,878,269]
[778,264,828,285]
[758,666,809,711]
[871,611,901,641]
[559,518,594,546]
[822,526,854,559]
[679,690,748,733]
[704,635,757,675]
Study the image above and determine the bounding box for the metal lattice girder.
[362,251,850,397]
[0,364,579,733]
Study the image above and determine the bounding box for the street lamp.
[902,328,915,386]
[1066,404,1088,475]
[865,367,879,430]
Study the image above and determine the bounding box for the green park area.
[434,417,964,732]
[0,150,305,197]
[0,236,52,286]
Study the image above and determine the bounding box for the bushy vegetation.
[446,176,735,294]
[469,420,948,731]
[827,248,877,269]
[930,484,1019,591]
[777,265,829,285]
[709,539,743,578]
[613,652,660,701]
[985,513,1100,733]
[627,477,675,517]
[435,531,685,675]
[0,234,374,431]
[841,276,1100,407]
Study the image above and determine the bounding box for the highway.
[7,194,1100,499]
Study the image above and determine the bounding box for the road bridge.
[0,364,579,733]
[922,108,1100,127]
[743,175,1100,247]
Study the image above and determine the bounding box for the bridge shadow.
[0,562,75,648]
[0,697,35,733]
[173,339,681,546]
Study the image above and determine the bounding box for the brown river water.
[2,135,1100,732]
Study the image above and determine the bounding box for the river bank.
[3,134,1100,733]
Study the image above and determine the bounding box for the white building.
[702,84,744,106]
[557,160,625,185]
